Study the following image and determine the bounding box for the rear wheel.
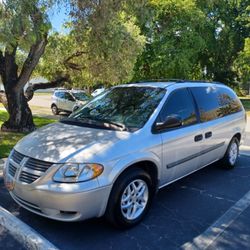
[51,105,59,115]
[105,168,155,229]
[221,137,239,169]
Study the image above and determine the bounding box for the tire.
[51,105,59,115]
[221,137,239,169]
[105,168,155,229]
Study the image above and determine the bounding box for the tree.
[234,38,250,92]
[61,0,146,87]
[133,0,206,80]
[0,0,55,132]
[196,0,250,85]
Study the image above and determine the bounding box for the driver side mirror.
[154,114,182,132]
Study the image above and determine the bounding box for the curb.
[0,206,59,250]
[239,146,250,156]
[182,186,250,249]
[0,158,58,250]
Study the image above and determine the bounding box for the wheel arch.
[109,156,161,193]
[233,132,241,143]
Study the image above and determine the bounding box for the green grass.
[240,97,250,115]
[0,110,55,158]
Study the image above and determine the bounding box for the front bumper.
[4,157,112,222]
[9,182,112,222]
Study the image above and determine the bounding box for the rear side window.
[217,88,242,117]
[55,92,62,98]
[191,86,242,122]
[159,88,197,126]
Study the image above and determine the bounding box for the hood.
[14,122,130,163]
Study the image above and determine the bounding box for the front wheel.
[51,105,59,115]
[105,168,154,229]
[221,137,239,169]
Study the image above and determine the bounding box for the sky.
[48,4,70,33]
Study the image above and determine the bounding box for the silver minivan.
[4,80,246,228]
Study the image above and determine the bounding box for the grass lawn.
[240,98,250,115]
[0,110,56,158]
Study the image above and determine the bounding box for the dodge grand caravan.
[3,80,246,228]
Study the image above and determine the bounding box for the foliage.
[133,0,206,80]
[0,0,51,54]
[36,0,146,88]
[196,0,250,85]
[234,38,250,90]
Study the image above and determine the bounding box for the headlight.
[53,163,104,183]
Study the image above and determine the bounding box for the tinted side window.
[64,92,75,101]
[217,88,242,117]
[159,88,197,126]
[55,92,62,98]
[59,92,66,99]
[191,87,220,122]
[191,86,242,122]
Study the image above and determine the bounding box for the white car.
[4,80,246,228]
[91,87,105,97]
[51,89,91,115]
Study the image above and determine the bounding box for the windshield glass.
[68,86,166,131]
[72,92,90,101]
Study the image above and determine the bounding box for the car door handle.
[194,134,203,142]
[205,131,212,139]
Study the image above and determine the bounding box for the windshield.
[68,86,166,131]
[72,92,90,101]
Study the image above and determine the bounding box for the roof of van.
[121,80,224,89]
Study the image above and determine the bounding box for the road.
[1,155,250,249]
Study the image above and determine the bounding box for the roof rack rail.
[128,79,224,85]
[132,79,184,83]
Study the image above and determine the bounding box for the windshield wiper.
[81,116,127,131]
[62,116,128,131]
[91,118,127,131]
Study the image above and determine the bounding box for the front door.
[62,92,76,112]
[157,88,202,185]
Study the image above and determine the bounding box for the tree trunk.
[1,86,35,132]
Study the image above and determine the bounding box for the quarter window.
[159,88,197,127]
[217,88,242,117]
[191,86,242,122]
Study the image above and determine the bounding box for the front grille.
[26,158,52,172]
[19,170,41,184]
[8,163,17,177]
[9,150,53,184]
[11,150,25,164]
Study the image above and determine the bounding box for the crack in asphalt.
[180,186,236,203]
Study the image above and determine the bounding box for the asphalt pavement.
[1,155,250,249]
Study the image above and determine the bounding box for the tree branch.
[16,7,48,90]
[64,51,88,63]
[64,51,87,71]
[17,37,47,90]
[24,75,70,101]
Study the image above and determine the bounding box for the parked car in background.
[51,89,91,115]
[91,87,105,97]
[4,80,246,229]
